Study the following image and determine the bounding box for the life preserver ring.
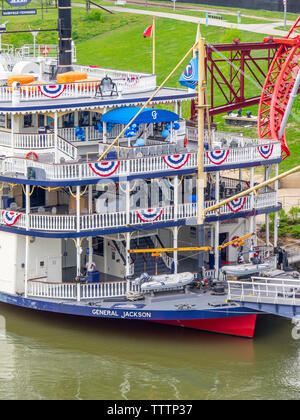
[231,236,240,248]
[41,45,50,56]
[26,151,38,161]
[87,262,96,272]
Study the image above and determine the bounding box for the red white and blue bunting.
[2,211,22,226]
[226,197,247,213]
[206,150,230,165]
[136,208,164,223]
[123,76,141,87]
[89,161,120,177]
[257,144,274,160]
[38,84,66,98]
[163,154,190,169]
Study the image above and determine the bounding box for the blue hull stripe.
[0,292,258,321]
[0,93,196,113]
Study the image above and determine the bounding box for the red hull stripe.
[150,315,257,338]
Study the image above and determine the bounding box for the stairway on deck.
[113,235,171,277]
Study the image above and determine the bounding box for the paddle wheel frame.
[190,40,279,122]
[258,16,300,160]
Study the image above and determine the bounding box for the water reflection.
[0,303,299,400]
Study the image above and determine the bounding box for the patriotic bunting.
[226,197,247,213]
[136,208,164,223]
[38,84,66,98]
[2,211,22,226]
[257,144,274,160]
[163,154,190,169]
[206,150,230,165]
[89,161,120,177]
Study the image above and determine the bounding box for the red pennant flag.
[143,25,153,38]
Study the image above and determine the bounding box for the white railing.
[0,131,78,161]
[205,192,277,217]
[1,137,281,182]
[227,276,300,306]
[152,236,174,269]
[15,44,58,59]
[0,73,156,103]
[27,279,140,301]
[1,153,198,181]
[0,190,278,234]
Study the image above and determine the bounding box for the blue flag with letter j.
[179,55,198,89]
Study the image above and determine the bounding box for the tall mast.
[197,25,206,279]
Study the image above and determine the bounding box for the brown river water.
[0,302,299,400]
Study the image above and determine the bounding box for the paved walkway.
[110,6,288,37]
[123,0,294,24]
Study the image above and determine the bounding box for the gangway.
[227,276,300,338]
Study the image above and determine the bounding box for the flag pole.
[196,23,206,280]
[152,17,156,74]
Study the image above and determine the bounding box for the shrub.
[84,10,105,23]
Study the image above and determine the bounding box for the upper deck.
[0,62,194,113]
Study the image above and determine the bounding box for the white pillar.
[250,167,255,250]
[24,235,29,298]
[178,101,182,118]
[88,184,93,267]
[54,111,58,163]
[103,122,107,144]
[125,181,130,226]
[125,232,131,287]
[25,184,30,231]
[173,227,178,274]
[174,101,178,114]
[76,185,81,277]
[173,175,179,273]
[11,114,15,155]
[76,238,81,277]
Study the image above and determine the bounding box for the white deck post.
[250,167,255,251]
[214,171,220,278]
[25,184,30,231]
[54,111,58,164]
[125,232,131,292]
[173,175,178,274]
[11,114,15,155]
[125,181,131,291]
[88,184,93,267]
[76,185,81,277]
[24,235,29,298]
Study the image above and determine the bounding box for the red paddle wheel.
[258,17,300,159]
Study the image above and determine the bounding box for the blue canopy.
[101,107,179,125]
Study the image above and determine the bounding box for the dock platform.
[227,273,300,319]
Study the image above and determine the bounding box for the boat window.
[0,114,5,128]
[93,237,104,257]
[92,112,101,126]
[24,115,33,128]
[62,113,74,128]
[79,111,90,127]
[38,114,45,128]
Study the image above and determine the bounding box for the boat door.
[47,256,61,282]
[219,232,229,265]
